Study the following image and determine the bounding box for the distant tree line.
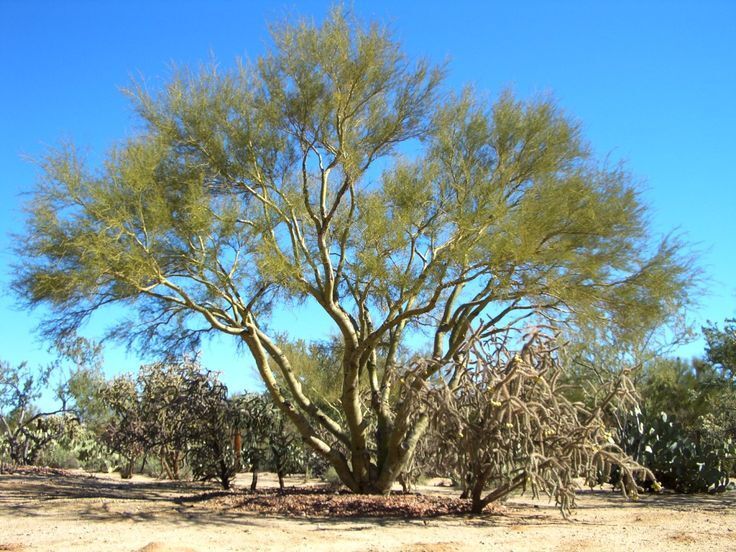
[0,354,316,490]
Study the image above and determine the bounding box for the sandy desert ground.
[1,469,735,551]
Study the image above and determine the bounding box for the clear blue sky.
[1,0,734,395]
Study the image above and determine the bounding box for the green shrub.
[623,410,735,493]
[38,443,80,470]
[616,347,736,494]
[57,423,120,473]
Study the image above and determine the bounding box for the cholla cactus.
[101,358,242,486]
[422,326,651,515]
[239,393,302,491]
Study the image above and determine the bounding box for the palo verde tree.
[14,8,693,493]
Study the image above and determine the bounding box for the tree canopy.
[14,8,694,493]
[703,318,736,380]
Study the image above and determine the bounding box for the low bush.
[626,411,735,493]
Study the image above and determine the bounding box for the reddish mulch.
[186,487,500,519]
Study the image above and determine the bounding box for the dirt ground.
[1,470,735,552]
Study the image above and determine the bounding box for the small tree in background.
[0,361,76,467]
[268,407,303,490]
[136,360,207,479]
[100,375,146,478]
[239,393,274,491]
[703,318,736,381]
[619,332,736,493]
[239,392,304,491]
[186,376,245,490]
[101,358,245,482]
[62,366,122,472]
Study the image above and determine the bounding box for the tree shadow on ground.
[0,472,509,529]
[4,471,733,531]
[0,473,212,502]
[0,473,241,526]
[572,488,736,513]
